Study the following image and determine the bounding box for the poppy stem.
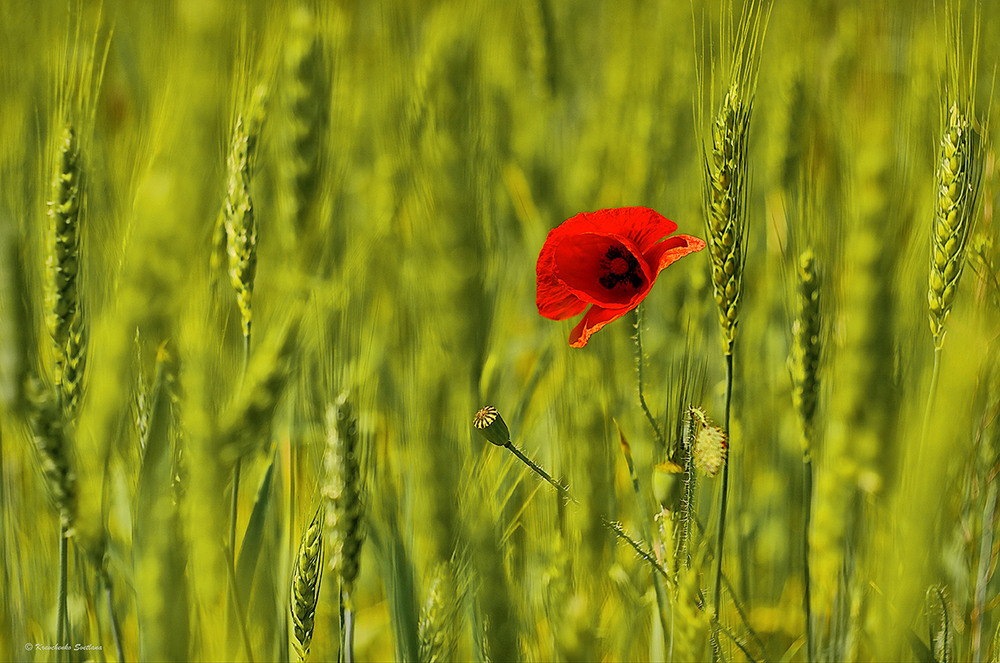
[633,306,665,449]
[713,347,734,619]
[503,442,575,503]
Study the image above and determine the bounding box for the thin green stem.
[803,450,814,663]
[338,588,345,663]
[681,410,698,569]
[504,442,574,503]
[339,586,355,663]
[57,525,68,650]
[713,348,734,616]
[343,603,356,663]
[230,334,251,562]
[634,307,665,448]
[230,460,242,557]
[714,616,760,663]
[602,518,672,583]
[242,331,251,378]
[920,346,943,463]
[103,570,125,663]
[227,335,251,658]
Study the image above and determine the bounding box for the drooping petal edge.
[644,234,707,277]
[568,304,633,348]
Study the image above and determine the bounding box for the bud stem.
[503,441,574,503]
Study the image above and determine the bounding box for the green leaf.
[910,630,937,663]
[370,493,419,663]
[236,454,276,603]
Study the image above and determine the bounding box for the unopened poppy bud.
[473,406,510,447]
[652,460,685,508]
[694,424,727,477]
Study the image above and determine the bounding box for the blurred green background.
[1,1,1000,661]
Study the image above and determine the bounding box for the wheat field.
[1,1,999,661]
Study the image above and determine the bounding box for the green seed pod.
[473,406,510,447]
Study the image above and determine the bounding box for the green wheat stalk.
[922,11,986,462]
[699,0,768,623]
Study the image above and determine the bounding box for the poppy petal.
[553,232,652,309]
[536,233,588,320]
[644,234,707,276]
[536,269,588,319]
[553,207,678,254]
[568,304,632,348]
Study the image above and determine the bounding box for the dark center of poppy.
[598,246,643,291]
[608,256,630,274]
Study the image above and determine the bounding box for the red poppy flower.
[536,207,706,347]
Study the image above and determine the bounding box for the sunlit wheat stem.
[704,80,751,622]
[342,588,356,663]
[57,531,68,648]
[713,350,733,614]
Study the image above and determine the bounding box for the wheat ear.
[700,0,769,626]
[46,125,82,350]
[418,564,459,663]
[791,249,821,447]
[928,103,984,348]
[290,505,325,662]
[223,116,258,345]
[324,393,366,663]
[324,394,365,597]
[704,84,751,350]
[47,125,88,416]
[25,377,76,530]
[279,6,327,237]
[790,248,821,662]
